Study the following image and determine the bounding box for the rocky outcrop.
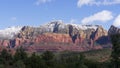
[90,26,109,45]
[0,21,110,51]
[92,26,108,41]
[0,40,10,47]
[108,25,120,35]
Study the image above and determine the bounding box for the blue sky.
[0,0,120,30]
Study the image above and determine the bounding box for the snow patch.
[70,24,99,30]
[0,26,22,39]
[43,20,99,31]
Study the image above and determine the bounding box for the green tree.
[110,34,120,68]
[0,64,5,68]
[41,51,55,68]
[13,60,26,68]
[26,53,46,68]
[59,53,88,68]
[14,47,28,62]
[75,54,88,68]
[0,49,13,66]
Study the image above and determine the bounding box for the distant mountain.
[0,21,111,52]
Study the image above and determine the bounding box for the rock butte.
[0,21,113,52]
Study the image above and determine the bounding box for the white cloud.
[35,0,52,6]
[77,0,120,7]
[81,10,113,24]
[77,0,95,7]
[113,15,120,27]
[11,17,17,21]
[70,19,77,23]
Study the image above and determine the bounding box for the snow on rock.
[43,20,100,32]
[70,24,99,30]
[0,26,23,39]
[0,20,101,39]
[44,20,65,32]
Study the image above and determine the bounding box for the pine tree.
[41,51,55,68]
[14,46,28,65]
[110,34,120,68]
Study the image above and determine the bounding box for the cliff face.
[108,25,120,35]
[0,21,110,51]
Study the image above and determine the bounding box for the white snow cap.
[44,20,99,31]
[70,24,99,30]
[0,20,100,39]
[0,26,22,39]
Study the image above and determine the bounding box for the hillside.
[0,20,112,52]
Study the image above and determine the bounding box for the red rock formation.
[15,38,21,47]
[36,33,72,43]
[93,26,108,41]
[2,40,10,47]
[0,40,10,47]
[0,25,110,52]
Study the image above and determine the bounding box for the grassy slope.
[54,48,112,62]
[83,48,111,62]
[36,48,111,62]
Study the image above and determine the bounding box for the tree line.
[0,34,120,68]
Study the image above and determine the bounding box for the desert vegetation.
[0,34,120,68]
[0,48,113,68]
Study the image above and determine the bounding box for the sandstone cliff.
[108,25,120,35]
[0,21,110,51]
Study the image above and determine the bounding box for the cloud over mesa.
[81,10,113,24]
[113,15,120,27]
[77,0,120,7]
[35,0,52,6]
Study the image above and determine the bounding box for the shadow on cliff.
[71,34,78,43]
[96,36,110,45]
[68,25,79,43]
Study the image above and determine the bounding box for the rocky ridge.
[0,21,110,51]
[108,25,120,35]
